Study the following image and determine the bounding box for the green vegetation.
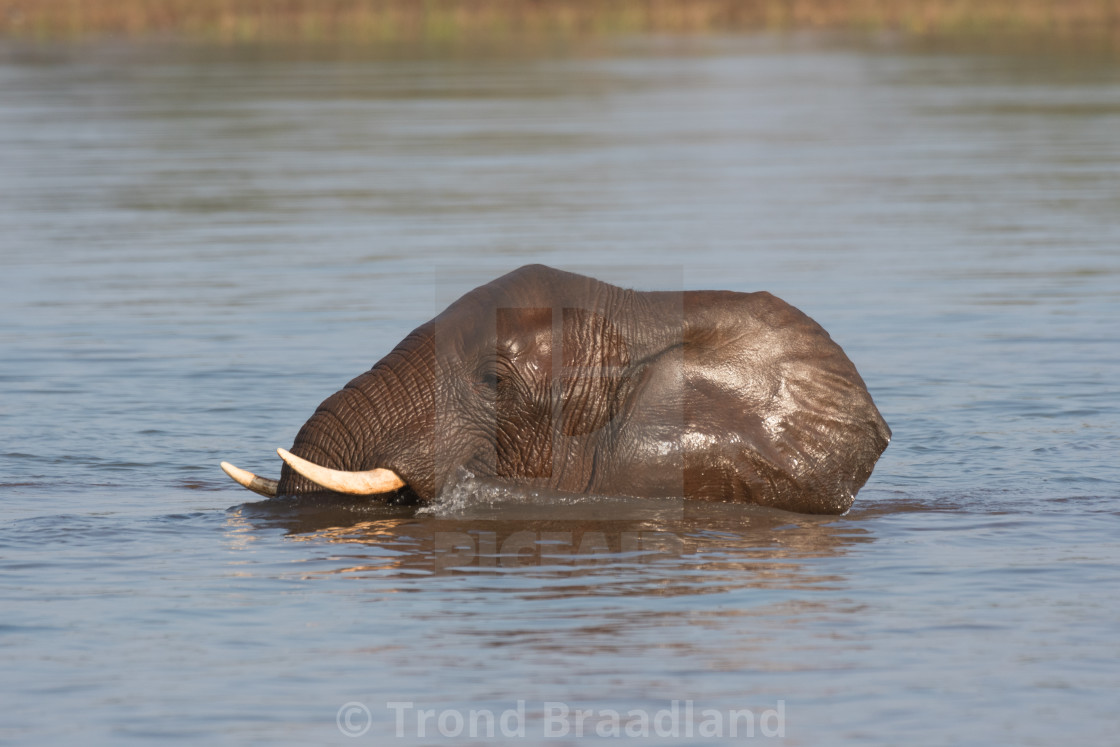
[2,0,1118,44]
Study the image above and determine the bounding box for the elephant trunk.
[274,324,437,497]
[275,382,389,495]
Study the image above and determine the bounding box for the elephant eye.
[473,357,503,394]
[479,370,499,389]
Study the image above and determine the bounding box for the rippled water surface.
[2,37,1118,745]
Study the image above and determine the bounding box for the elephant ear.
[559,307,632,437]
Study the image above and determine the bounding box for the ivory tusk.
[276,448,406,495]
[220,461,279,497]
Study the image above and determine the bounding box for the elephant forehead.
[496,307,553,358]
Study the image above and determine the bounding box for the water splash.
[420,468,686,521]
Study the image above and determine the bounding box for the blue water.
[1,37,1118,745]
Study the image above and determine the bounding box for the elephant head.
[222,265,890,514]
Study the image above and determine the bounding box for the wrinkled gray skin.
[278,265,890,514]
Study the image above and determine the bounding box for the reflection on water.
[2,35,1119,746]
[229,489,870,591]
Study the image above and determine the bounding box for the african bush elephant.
[222,265,890,514]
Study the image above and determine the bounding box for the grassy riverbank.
[3,0,1119,44]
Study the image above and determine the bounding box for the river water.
[1,36,1118,745]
